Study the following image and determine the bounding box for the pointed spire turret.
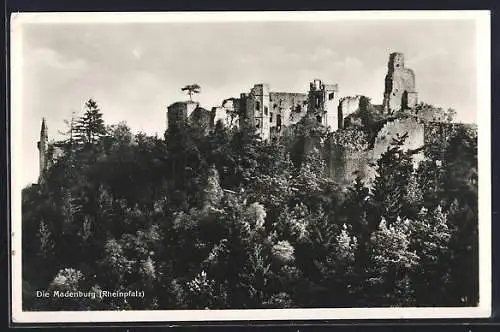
[40,117,47,136]
[38,118,48,183]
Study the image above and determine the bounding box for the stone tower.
[166,101,198,132]
[307,79,339,130]
[37,118,48,183]
[383,52,418,113]
[244,83,271,140]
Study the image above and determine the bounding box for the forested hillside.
[22,99,478,310]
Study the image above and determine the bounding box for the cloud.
[26,47,88,72]
[310,47,337,63]
[132,47,143,59]
[18,20,478,186]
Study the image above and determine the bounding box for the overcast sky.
[18,17,478,186]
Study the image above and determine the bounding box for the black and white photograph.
[10,11,491,323]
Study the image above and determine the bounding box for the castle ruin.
[383,52,418,113]
[37,52,474,187]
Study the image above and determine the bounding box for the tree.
[365,218,419,306]
[181,84,201,101]
[21,97,478,310]
[409,206,452,305]
[370,133,414,225]
[58,111,78,159]
[74,99,107,146]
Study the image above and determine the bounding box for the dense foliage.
[22,99,478,310]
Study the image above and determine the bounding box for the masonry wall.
[362,117,425,185]
[307,80,338,130]
[325,129,370,185]
[167,101,199,131]
[242,84,272,140]
[167,103,188,131]
[326,147,372,185]
[189,107,213,134]
[383,52,418,113]
[371,117,425,160]
[325,117,425,186]
[213,98,240,129]
[338,96,362,129]
[269,92,308,134]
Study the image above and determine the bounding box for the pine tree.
[74,99,107,146]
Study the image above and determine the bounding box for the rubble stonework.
[338,96,362,129]
[307,79,339,130]
[236,80,338,140]
[325,117,425,186]
[212,98,240,130]
[371,117,425,161]
[383,52,418,113]
[189,106,214,134]
[166,101,199,131]
[269,92,308,128]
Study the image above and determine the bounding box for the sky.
[17,16,478,186]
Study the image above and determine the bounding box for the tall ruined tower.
[383,52,418,113]
[307,79,339,130]
[37,118,48,183]
[243,84,271,140]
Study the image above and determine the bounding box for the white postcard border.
[10,10,492,323]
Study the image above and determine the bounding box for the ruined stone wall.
[371,117,425,160]
[338,96,362,129]
[324,117,426,186]
[188,107,213,133]
[323,118,476,187]
[167,101,205,132]
[307,79,339,130]
[244,84,271,140]
[363,117,425,185]
[239,93,250,128]
[167,102,188,131]
[270,92,308,128]
[383,52,418,113]
[327,148,372,186]
[235,81,338,139]
[325,129,370,185]
[213,98,240,129]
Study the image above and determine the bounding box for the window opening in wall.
[256,101,260,111]
[316,96,321,107]
[316,115,322,123]
[276,114,282,130]
[401,90,408,109]
[328,92,335,100]
[270,112,274,123]
[264,106,268,115]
